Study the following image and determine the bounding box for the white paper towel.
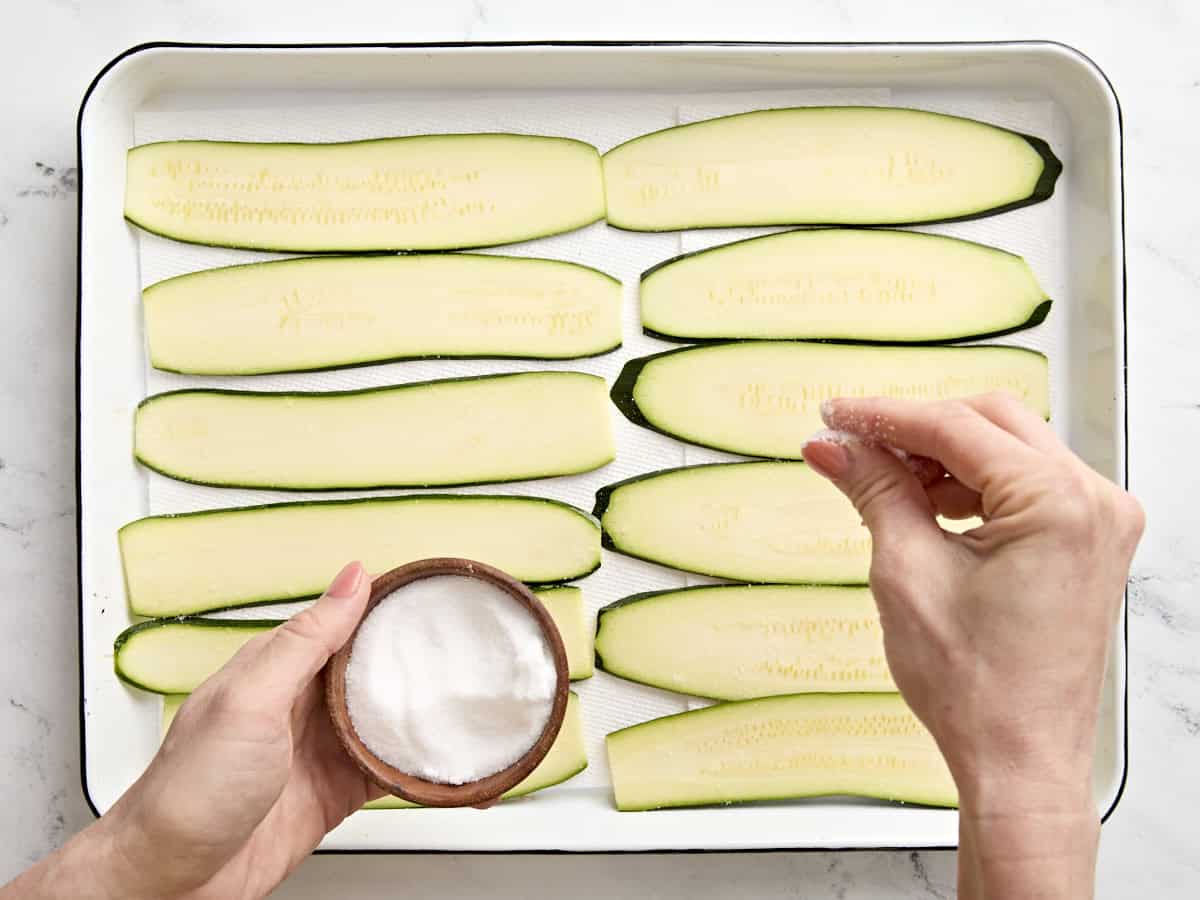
[132,87,1071,787]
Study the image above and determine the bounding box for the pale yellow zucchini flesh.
[595,462,977,583]
[595,585,892,699]
[120,495,601,617]
[143,254,623,375]
[364,692,587,808]
[115,619,272,694]
[125,135,606,251]
[596,462,871,583]
[603,106,1059,230]
[534,586,594,680]
[161,694,186,735]
[606,693,957,811]
[134,372,615,490]
[639,228,1050,343]
[613,342,1049,459]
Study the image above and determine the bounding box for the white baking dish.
[77,41,1126,852]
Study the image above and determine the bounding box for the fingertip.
[316,561,372,644]
[802,438,850,480]
[325,561,367,600]
[311,561,371,649]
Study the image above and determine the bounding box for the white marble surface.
[1,1,1197,896]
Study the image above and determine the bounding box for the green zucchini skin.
[603,107,1062,231]
[609,350,681,442]
[594,585,690,679]
[125,135,606,252]
[637,228,1053,344]
[151,344,623,377]
[594,583,715,674]
[123,493,595,536]
[134,371,615,491]
[592,461,717,524]
[643,300,1052,346]
[592,461,748,524]
[120,494,601,617]
[143,254,623,375]
[609,342,1050,459]
[137,372,585,405]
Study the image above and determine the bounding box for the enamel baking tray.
[77,41,1126,852]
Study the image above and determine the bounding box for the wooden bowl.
[325,557,570,808]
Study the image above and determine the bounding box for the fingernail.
[803,440,850,480]
[327,561,366,599]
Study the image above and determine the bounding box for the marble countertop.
[2,1,1197,896]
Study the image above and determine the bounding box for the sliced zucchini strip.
[607,693,956,811]
[640,228,1050,343]
[603,106,1060,230]
[143,254,622,375]
[612,342,1049,458]
[596,584,892,699]
[120,495,600,617]
[135,372,615,490]
[535,587,594,681]
[595,462,868,584]
[126,135,605,251]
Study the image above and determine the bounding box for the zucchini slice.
[134,372,615,490]
[125,135,605,252]
[162,693,588,807]
[115,618,273,694]
[162,694,186,735]
[535,586,594,681]
[612,342,1049,459]
[116,586,592,694]
[143,254,623,375]
[606,693,956,811]
[595,585,892,699]
[595,462,868,583]
[145,252,624,374]
[120,495,600,617]
[603,106,1060,230]
[365,692,587,808]
[640,229,1051,343]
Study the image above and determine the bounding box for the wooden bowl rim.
[325,557,570,808]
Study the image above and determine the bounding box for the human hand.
[2,561,381,900]
[802,394,1143,900]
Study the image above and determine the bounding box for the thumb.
[802,435,942,554]
[223,561,372,710]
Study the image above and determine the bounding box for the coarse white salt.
[803,427,941,482]
[806,426,912,461]
[805,427,859,448]
[344,575,557,785]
